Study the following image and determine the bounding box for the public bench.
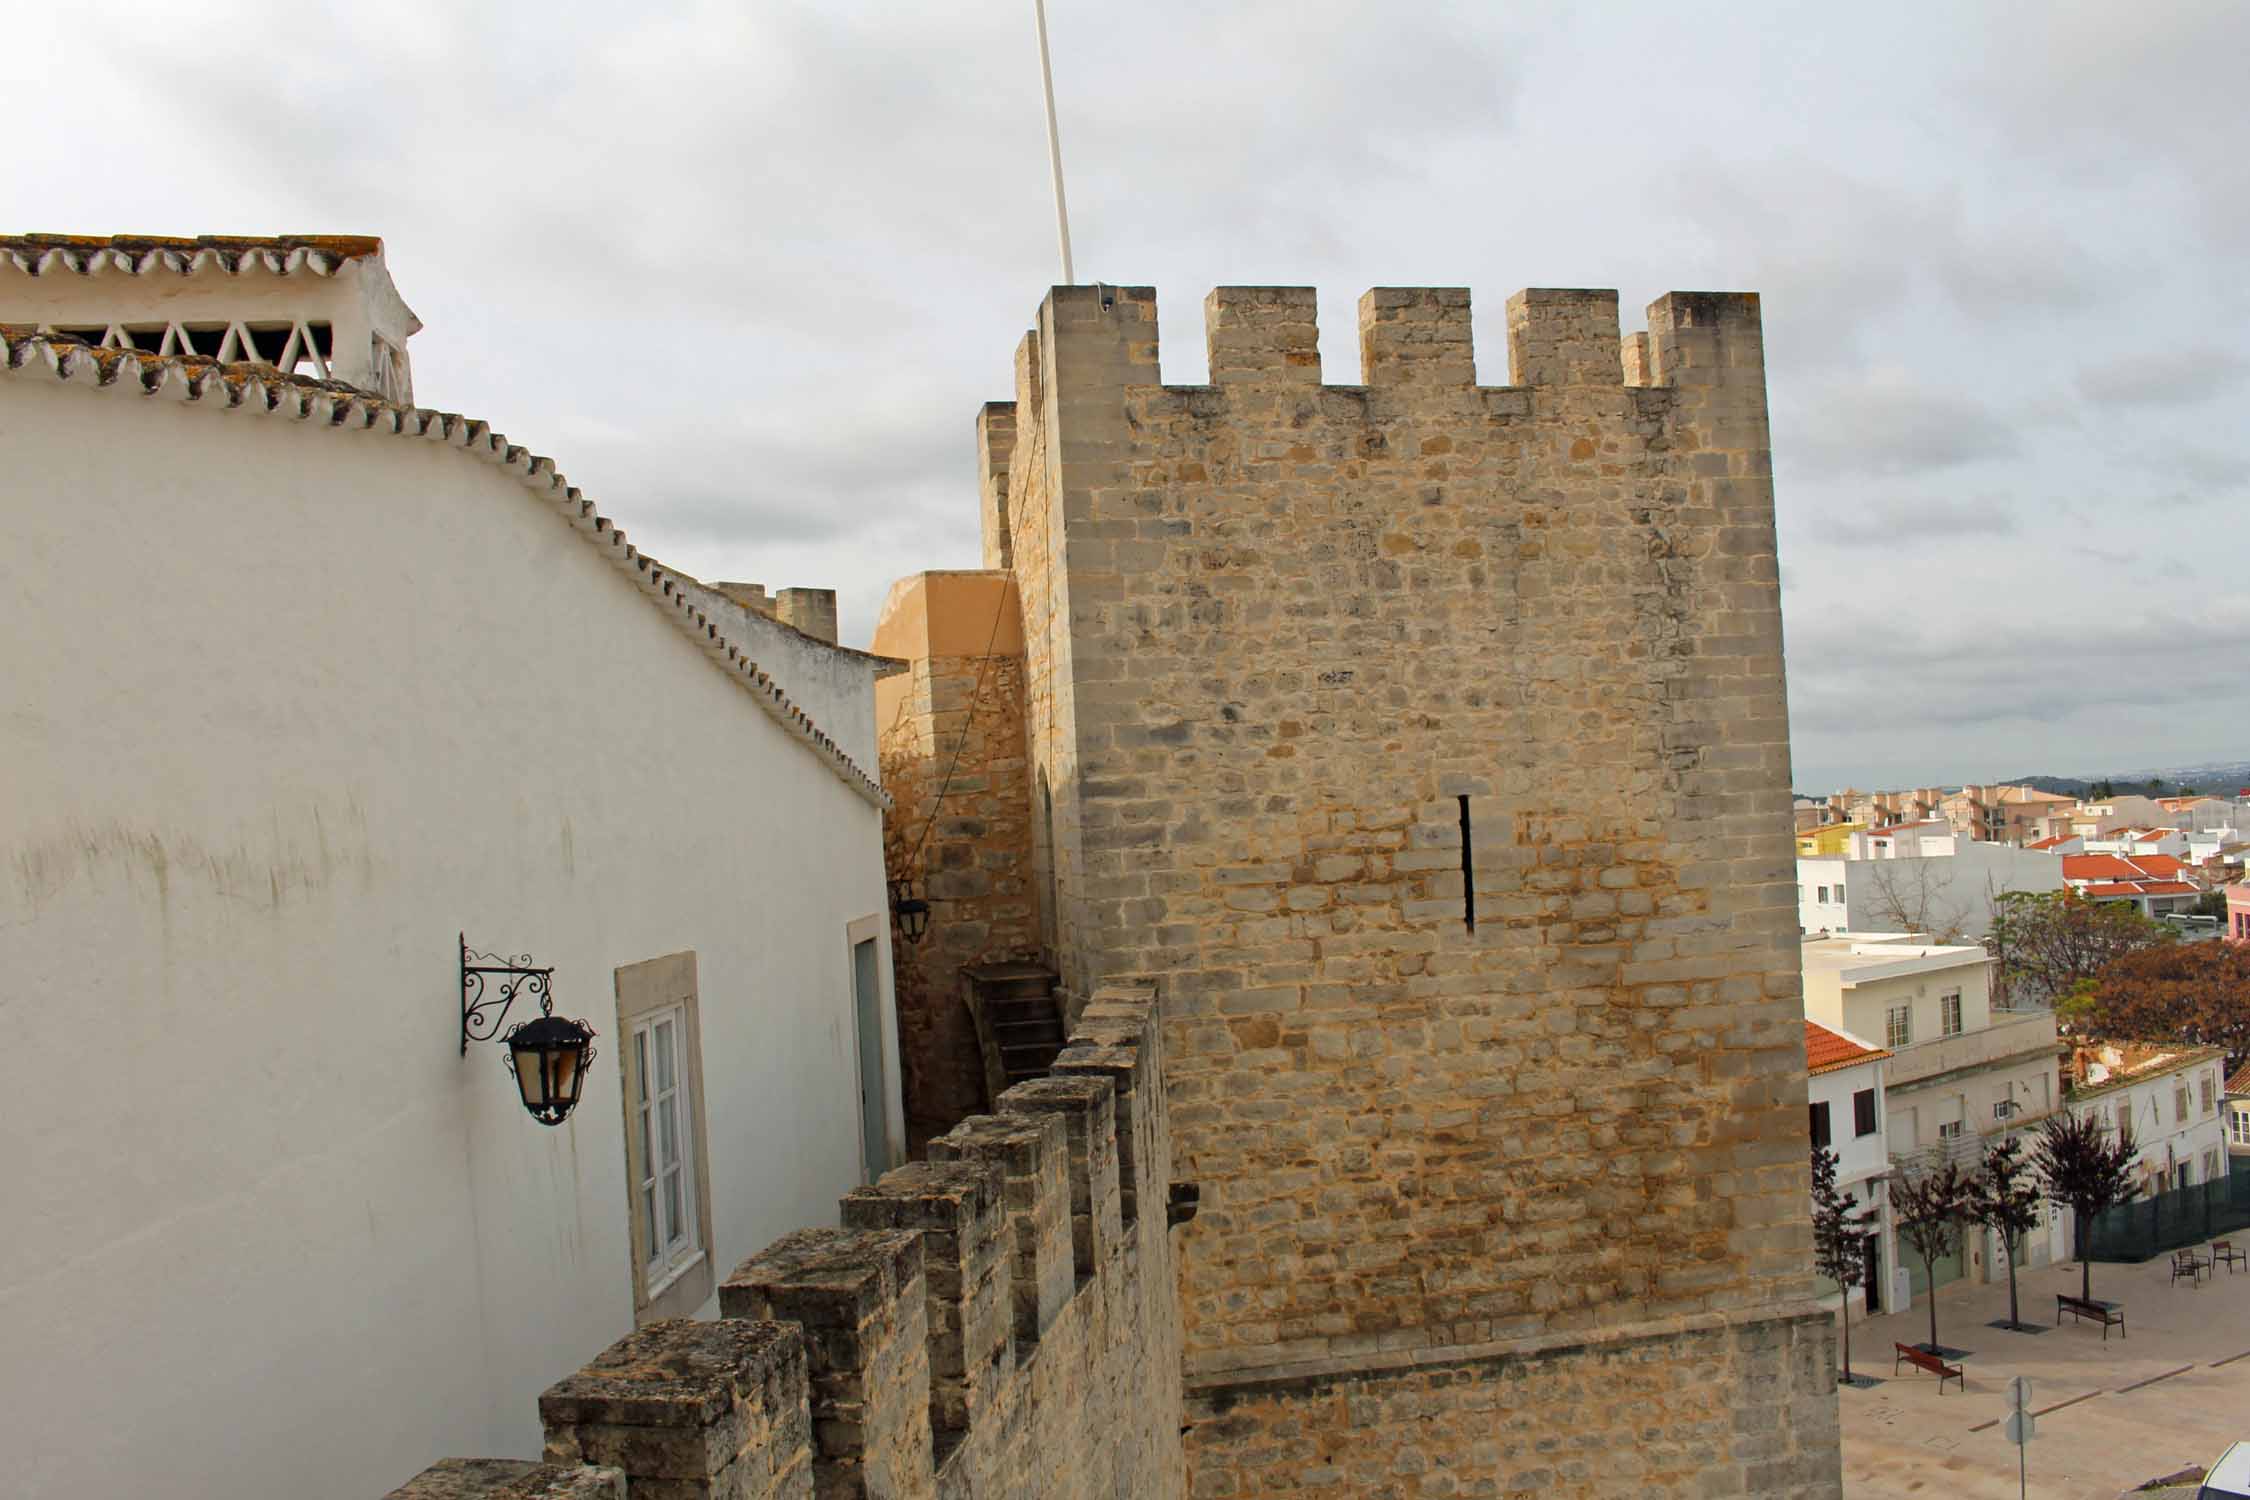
[1893,1342,1964,1392]
[2056,1293,2125,1340]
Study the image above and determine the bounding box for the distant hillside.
[2000,759,2250,798]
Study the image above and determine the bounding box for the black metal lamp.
[504,1013,600,1126]
[888,876,931,944]
[461,935,598,1127]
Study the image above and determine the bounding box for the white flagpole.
[1032,0,1075,285]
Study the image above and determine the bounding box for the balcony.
[1884,1009,2059,1091]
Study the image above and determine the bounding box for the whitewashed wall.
[0,374,901,1499]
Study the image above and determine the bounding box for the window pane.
[639,1101,655,1189]
[644,1184,659,1261]
[634,1031,650,1107]
[659,1093,680,1171]
[656,1019,677,1093]
[664,1167,683,1247]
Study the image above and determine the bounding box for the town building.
[1798,818,1869,856]
[1800,935,2062,1294]
[1941,783,2077,845]
[1805,1021,1897,1315]
[2062,1042,2232,1197]
[1797,833,2064,940]
[0,237,906,1498]
[2230,883,2250,944]
[2227,1061,2250,1157]
[2061,851,2203,918]
[2081,826,2189,858]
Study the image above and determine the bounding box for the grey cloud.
[1787,597,2250,741]
[20,0,2250,792]
[2077,348,2250,407]
[1802,494,2018,547]
[1786,376,2020,477]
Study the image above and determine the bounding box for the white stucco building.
[0,237,905,1499]
[2062,1042,2232,1198]
[1802,935,2067,1292]
[1796,834,2064,940]
[1805,1022,1898,1315]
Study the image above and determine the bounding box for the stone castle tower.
[876,283,1841,1495]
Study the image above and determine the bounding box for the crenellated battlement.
[391,985,1183,1500]
[1019,281,1760,397]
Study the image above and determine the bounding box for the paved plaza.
[1838,1248,2250,1497]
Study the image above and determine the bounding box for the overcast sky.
[15,1,2246,793]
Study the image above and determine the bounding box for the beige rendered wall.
[873,572,1041,1130]
[988,282,1837,1495]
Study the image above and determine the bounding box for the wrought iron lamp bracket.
[460,933,557,1054]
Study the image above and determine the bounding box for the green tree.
[1969,1135,2045,1330]
[2073,940,2250,1071]
[1892,1161,1975,1353]
[2033,1110,2138,1304]
[1810,1144,1878,1381]
[1986,890,2172,1007]
[2090,778,2117,799]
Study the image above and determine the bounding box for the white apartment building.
[1798,835,2064,940]
[1802,935,2067,1295]
[2228,1063,2250,1160]
[1805,1021,1898,1316]
[2063,1042,2232,1197]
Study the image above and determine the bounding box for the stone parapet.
[448,991,1183,1500]
[385,1460,627,1500]
[537,1318,813,1499]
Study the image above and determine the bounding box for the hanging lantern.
[502,1013,600,1127]
[461,935,599,1127]
[889,876,931,944]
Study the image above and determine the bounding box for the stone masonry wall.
[385,986,1183,1500]
[984,283,1838,1495]
[876,579,1040,1132]
[1185,1308,1838,1497]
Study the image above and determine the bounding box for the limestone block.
[384,1459,625,1500]
[537,1318,811,1500]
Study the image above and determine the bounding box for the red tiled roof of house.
[2027,835,2072,850]
[2079,881,2198,898]
[2065,853,2187,882]
[2229,1060,2250,1097]
[1805,1021,1889,1076]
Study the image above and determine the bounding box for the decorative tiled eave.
[0,328,888,809]
[0,233,380,279]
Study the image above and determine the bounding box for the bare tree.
[1861,857,1981,942]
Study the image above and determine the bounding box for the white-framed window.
[2116,1100,2131,1139]
[1886,1005,1912,1050]
[2206,1148,2222,1181]
[631,1008,699,1291]
[615,951,715,1323]
[2176,1086,2190,1125]
[2202,1074,2216,1115]
[1939,992,1963,1037]
[2232,1108,2250,1147]
[1938,1120,1964,1143]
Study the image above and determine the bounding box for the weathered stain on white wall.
[0,376,901,1500]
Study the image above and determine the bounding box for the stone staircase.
[964,961,1066,1105]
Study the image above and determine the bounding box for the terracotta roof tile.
[1806,1021,1889,1076]
[0,327,887,808]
